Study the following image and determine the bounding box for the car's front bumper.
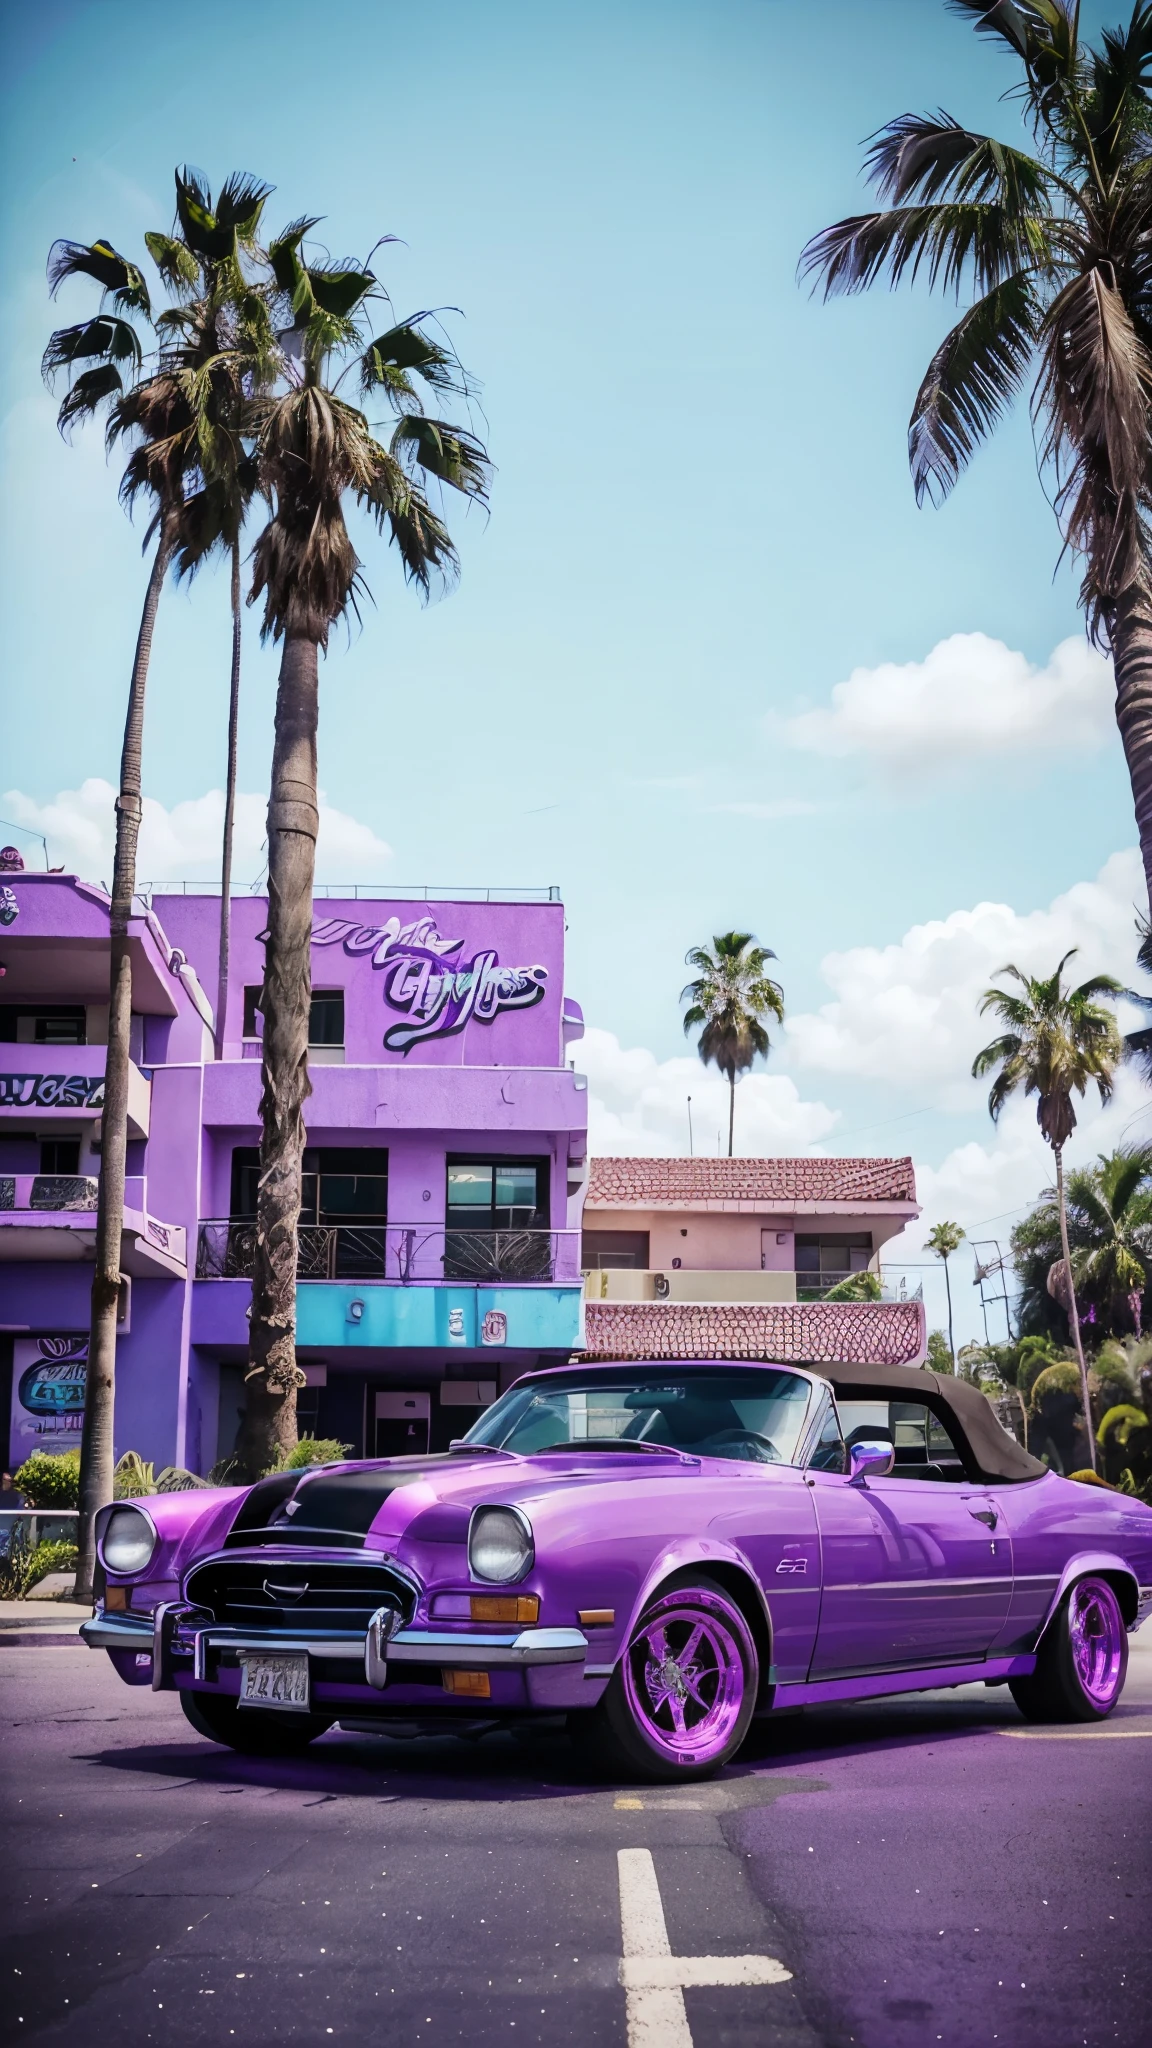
[82,1607,597,1709]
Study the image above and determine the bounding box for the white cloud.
[781,632,1114,767]
[576,1025,840,1156]
[0,779,392,888]
[784,848,1144,1105]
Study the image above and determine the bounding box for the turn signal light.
[469,1594,539,1624]
[104,1586,129,1612]
[578,1609,615,1628]
[443,1669,491,1698]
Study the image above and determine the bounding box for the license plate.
[238,1653,310,1712]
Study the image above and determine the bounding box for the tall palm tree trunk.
[942,1255,956,1370]
[236,631,318,1479]
[214,540,243,1060]
[1054,1141,1097,1474]
[1109,585,1152,919]
[728,1074,735,1157]
[74,521,173,1601]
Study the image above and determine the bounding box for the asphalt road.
[1,1629,1149,2048]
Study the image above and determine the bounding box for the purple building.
[1,874,588,1474]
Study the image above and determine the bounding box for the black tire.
[1009,1575,1128,1724]
[572,1574,759,1784]
[180,1687,333,1755]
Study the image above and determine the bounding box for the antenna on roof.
[687,1095,693,1157]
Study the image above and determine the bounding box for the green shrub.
[265,1436,352,1475]
[114,1451,156,1498]
[0,1529,78,1598]
[155,1467,211,1491]
[1029,1361,1085,1414]
[1097,1403,1150,1450]
[12,1449,81,1509]
[823,1271,882,1302]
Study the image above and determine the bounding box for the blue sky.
[0,0,1141,1338]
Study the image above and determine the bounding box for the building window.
[230,1146,387,1222]
[446,1159,549,1230]
[445,1158,551,1280]
[795,1233,873,1296]
[39,1138,81,1175]
[582,1230,650,1271]
[241,988,344,1047]
[0,1005,87,1045]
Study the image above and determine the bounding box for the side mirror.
[848,1438,895,1485]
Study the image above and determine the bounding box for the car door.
[808,1396,1012,1678]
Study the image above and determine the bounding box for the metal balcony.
[196,1222,582,1285]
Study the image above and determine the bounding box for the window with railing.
[444,1157,551,1280]
[221,1145,388,1278]
[795,1233,873,1299]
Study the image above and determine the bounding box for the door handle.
[968,1507,998,1530]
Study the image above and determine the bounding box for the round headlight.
[468,1506,534,1584]
[100,1505,157,1577]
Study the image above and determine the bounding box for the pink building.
[580,1156,925,1366]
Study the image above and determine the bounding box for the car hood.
[263,1446,712,1551]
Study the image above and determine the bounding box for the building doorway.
[374,1390,430,1458]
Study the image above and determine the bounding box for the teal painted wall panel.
[294,1282,583,1353]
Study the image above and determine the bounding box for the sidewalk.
[0,1598,92,1647]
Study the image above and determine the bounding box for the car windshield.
[460,1367,813,1465]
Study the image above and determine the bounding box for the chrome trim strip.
[149,1621,589,1671]
[80,1613,153,1650]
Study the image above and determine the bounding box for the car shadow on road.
[71,1684,1050,1804]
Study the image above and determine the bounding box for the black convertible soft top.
[814,1360,1046,1484]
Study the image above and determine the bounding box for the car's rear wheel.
[1009,1575,1128,1724]
[572,1576,758,1782]
[180,1687,333,1754]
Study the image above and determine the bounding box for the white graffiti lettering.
[311,916,547,1053]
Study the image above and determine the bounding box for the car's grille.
[184,1556,416,1634]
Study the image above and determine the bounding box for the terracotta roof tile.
[581,1299,926,1367]
[585,1155,917,1208]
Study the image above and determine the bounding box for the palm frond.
[42,315,143,381]
[910,271,1039,503]
[54,362,123,437]
[144,230,200,294]
[360,319,471,405]
[390,415,491,502]
[1035,266,1152,605]
[47,237,150,315]
[866,114,1055,210]
[800,202,1052,301]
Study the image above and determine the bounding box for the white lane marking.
[1000,1727,1152,1739]
[616,1848,791,2047]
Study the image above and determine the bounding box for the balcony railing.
[583,1266,925,1305]
[0,1174,100,1212]
[196,1221,582,1284]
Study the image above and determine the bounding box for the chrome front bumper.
[82,1607,589,1689]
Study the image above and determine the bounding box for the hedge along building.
[0,872,588,1473]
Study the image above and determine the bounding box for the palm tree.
[801,1,1152,915]
[233,217,490,1479]
[681,933,785,1156]
[43,174,270,1597]
[1067,1145,1152,1335]
[928,1219,966,1367]
[973,949,1123,1469]
[151,169,276,1057]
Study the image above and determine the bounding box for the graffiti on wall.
[311,913,548,1053]
[0,884,18,926]
[9,1337,87,1465]
[0,1074,105,1109]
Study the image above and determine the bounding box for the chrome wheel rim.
[623,1596,748,1765]
[1068,1578,1124,1708]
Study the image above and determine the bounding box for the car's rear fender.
[622,1540,774,1707]
[1037,1551,1142,1642]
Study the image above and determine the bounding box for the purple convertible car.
[83,1359,1152,1781]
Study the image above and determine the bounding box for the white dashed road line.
[616,1846,791,2047]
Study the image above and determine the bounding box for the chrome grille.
[184,1555,415,1634]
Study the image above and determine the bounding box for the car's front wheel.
[180,1688,333,1754]
[572,1576,758,1782]
[1009,1575,1128,1723]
